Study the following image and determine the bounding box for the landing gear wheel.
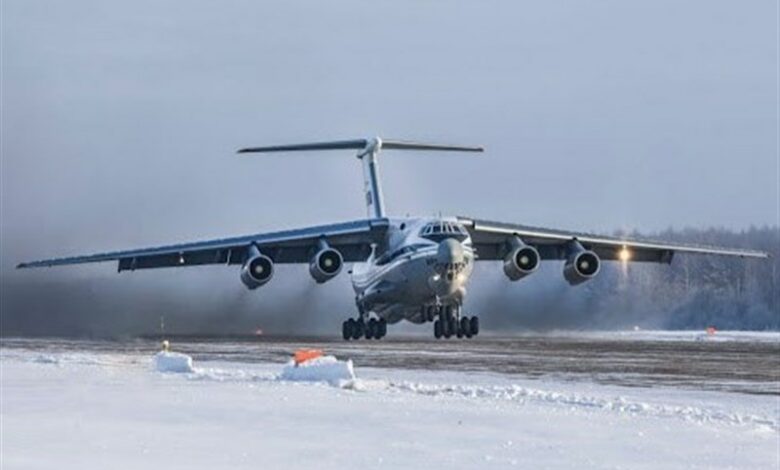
[460,317,472,338]
[460,317,473,338]
[434,320,443,339]
[342,320,352,340]
[469,316,480,336]
[365,319,376,339]
[352,320,364,340]
[443,319,453,339]
[346,319,357,340]
[456,326,464,338]
[377,319,387,339]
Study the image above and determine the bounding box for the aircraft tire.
[366,319,377,339]
[460,317,471,337]
[352,320,364,340]
[342,320,351,340]
[434,320,443,339]
[377,319,387,339]
[443,320,452,339]
[469,316,480,336]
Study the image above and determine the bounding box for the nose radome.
[437,238,464,265]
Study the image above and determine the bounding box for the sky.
[1,0,777,335]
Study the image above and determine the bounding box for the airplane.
[17,137,770,340]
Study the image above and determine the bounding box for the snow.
[279,355,356,384]
[153,351,195,373]
[2,346,778,470]
[534,330,780,343]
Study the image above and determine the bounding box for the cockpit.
[419,221,469,242]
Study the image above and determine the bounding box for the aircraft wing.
[457,216,770,263]
[17,219,390,271]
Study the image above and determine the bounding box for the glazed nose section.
[437,238,464,265]
[430,239,467,297]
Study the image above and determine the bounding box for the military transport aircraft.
[17,137,769,340]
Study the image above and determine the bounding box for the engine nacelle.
[309,245,343,284]
[563,246,600,285]
[240,247,274,289]
[503,237,540,281]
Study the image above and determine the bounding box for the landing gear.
[366,318,387,339]
[434,320,443,339]
[342,319,352,340]
[433,305,479,340]
[342,317,386,341]
[443,318,453,339]
[365,319,374,339]
[351,319,363,340]
[460,317,471,338]
[469,316,479,336]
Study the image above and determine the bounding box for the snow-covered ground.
[1,345,778,469]
[531,330,780,343]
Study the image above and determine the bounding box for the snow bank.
[389,381,778,430]
[153,351,194,373]
[546,330,780,343]
[279,355,355,384]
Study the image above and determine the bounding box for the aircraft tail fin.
[238,137,483,218]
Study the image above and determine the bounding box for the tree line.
[581,226,779,330]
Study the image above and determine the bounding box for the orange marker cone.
[294,349,324,365]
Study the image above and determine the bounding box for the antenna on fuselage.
[237,137,484,219]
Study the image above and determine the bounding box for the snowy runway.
[2,336,778,469]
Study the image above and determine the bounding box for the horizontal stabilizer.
[237,137,483,154]
[381,140,483,152]
[238,140,369,153]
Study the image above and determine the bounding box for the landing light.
[619,246,631,262]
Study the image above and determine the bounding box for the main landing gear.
[432,305,479,340]
[342,317,387,340]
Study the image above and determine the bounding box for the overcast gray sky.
[1,0,777,335]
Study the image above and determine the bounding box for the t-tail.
[238,137,483,219]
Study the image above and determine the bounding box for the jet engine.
[563,241,600,285]
[309,243,343,283]
[503,237,540,281]
[240,246,274,289]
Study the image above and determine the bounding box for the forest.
[574,226,778,330]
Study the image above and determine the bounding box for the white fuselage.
[350,217,475,324]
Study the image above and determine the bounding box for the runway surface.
[4,330,778,395]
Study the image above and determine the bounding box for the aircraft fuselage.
[351,217,475,324]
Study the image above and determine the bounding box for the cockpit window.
[419,222,468,242]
